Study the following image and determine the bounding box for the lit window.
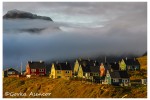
[31,69,36,72]
[113,79,119,82]
[8,71,15,74]
[57,71,61,74]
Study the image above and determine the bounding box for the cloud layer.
[3,2,147,69]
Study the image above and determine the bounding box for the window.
[57,71,61,74]
[57,76,61,78]
[40,73,44,75]
[8,71,15,75]
[65,71,70,74]
[95,73,99,76]
[39,69,44,72]
[113,79,119,82]
[31,69,36,72]
[122,79,128,83]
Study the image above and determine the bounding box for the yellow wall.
[77,65,83,78]
[74,60,80,74]
[50,63,56,79]
[50,63,72,79]
[61,70,72,79]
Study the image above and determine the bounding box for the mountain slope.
[3,9,53,21]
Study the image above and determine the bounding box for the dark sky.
[3,2,147,70]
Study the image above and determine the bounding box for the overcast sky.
[3,2,147,70]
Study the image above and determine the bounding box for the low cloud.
[3,2,147,69]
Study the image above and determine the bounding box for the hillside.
[137,56,147,70]
[129,56,147,81]
[3,77,147,98]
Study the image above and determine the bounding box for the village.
[3,56,147,87]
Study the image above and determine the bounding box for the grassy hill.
[137,56,147,70]
[3,77,147,98]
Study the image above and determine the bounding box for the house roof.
[28,61,46,69]
[81,65,91,72]
[119,71,130,78]
[123,58,140,66]
[4,68,20,75]
[110,62,119,70]
[78,59,99,67]
[110,71,129,78]
[90,65,99,73]
[78,59,100,73]
[54,62,72,70]
[45,64,52,74]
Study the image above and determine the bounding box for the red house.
[26,61,46,76]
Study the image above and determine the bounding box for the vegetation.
[3,77,147,98]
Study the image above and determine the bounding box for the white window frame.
[57,70,61,74]
[8,71,15,74]
[31,69,36,72]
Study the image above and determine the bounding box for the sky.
[3,2,147,70]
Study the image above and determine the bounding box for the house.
[74,59,89,77]
[50,62,72,79]
[100,63,105,77]
[141,78,147,85]
[103,70,130,86]
[74,60,80,76]
[4,68,20,77]
[77,64,91,79]
[119,59,126,71]
[45,63,52,76]
[74,59,99,76]
[119,58,140,71]
[26,61,46,76]
[77,60,106,83]
[99,62,111,77]
[77,59,100,79]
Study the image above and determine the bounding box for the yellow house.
[119,59,127,70]
[50,62,72,79]
[74,60,80,76]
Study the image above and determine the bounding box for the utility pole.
[21,62,22,75]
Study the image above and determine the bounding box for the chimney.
[94,63,96,66]
[88,58,90,61]
[56,61,58,64]
[31,60,32,63]
[105,56,106,63]
[40,60,42,63]
[126,57,127,61]
[115,62,116,64]
[66,61,67,65]
[20,62,22,75]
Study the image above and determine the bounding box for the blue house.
[103,70,130,86]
